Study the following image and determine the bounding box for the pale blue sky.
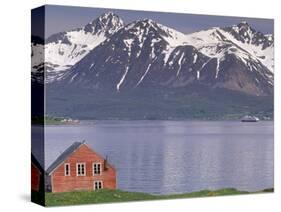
[33,5,274,38]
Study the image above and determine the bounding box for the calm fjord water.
[38,121,273,194]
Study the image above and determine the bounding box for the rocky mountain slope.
[55,17,273,96]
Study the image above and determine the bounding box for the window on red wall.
[94,181,103,190]
[64,163,70,176]
[93,163,101,175]
[76,163,86,176]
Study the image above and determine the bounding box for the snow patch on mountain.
[176,53,185,76]
[117,66,129,91]
[45,32,106,70]
[136,63,152,87]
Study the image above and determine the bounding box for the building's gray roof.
[46,141,84,175]
[31,153,44,173]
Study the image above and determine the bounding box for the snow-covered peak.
[124,18,159,32]
[220,22,274,72]
[32,12,125,83]
[137,18,155,25]
[98,11,117,19]
[265,34,274,42]
[237,21,250,28]
[84,12,124,36]
[124,18,187,47]
[223,21,273,49]
[230,21,252,33]
[185,24,274,73]
[45,12,124,45]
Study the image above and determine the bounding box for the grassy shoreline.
[32,116,79,125]
[42,188,273,206]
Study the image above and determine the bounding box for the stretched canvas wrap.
[31,5,274,206]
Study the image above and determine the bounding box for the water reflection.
[42,121,273,194]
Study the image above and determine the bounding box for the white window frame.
[92,162,102,176]
[76,162,86,176]
[93,180,103,190]
[64,163,70,176]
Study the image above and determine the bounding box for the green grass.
[43,188,273,206]
[32,116,63,125]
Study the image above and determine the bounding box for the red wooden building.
[31,154,44,192]
[46,142,116,193]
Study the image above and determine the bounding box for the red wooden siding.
[50,144,116,193]
[31,163,41,192]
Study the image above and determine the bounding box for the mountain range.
[31,12,274,120]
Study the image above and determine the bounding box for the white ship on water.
[241,115,259,122]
